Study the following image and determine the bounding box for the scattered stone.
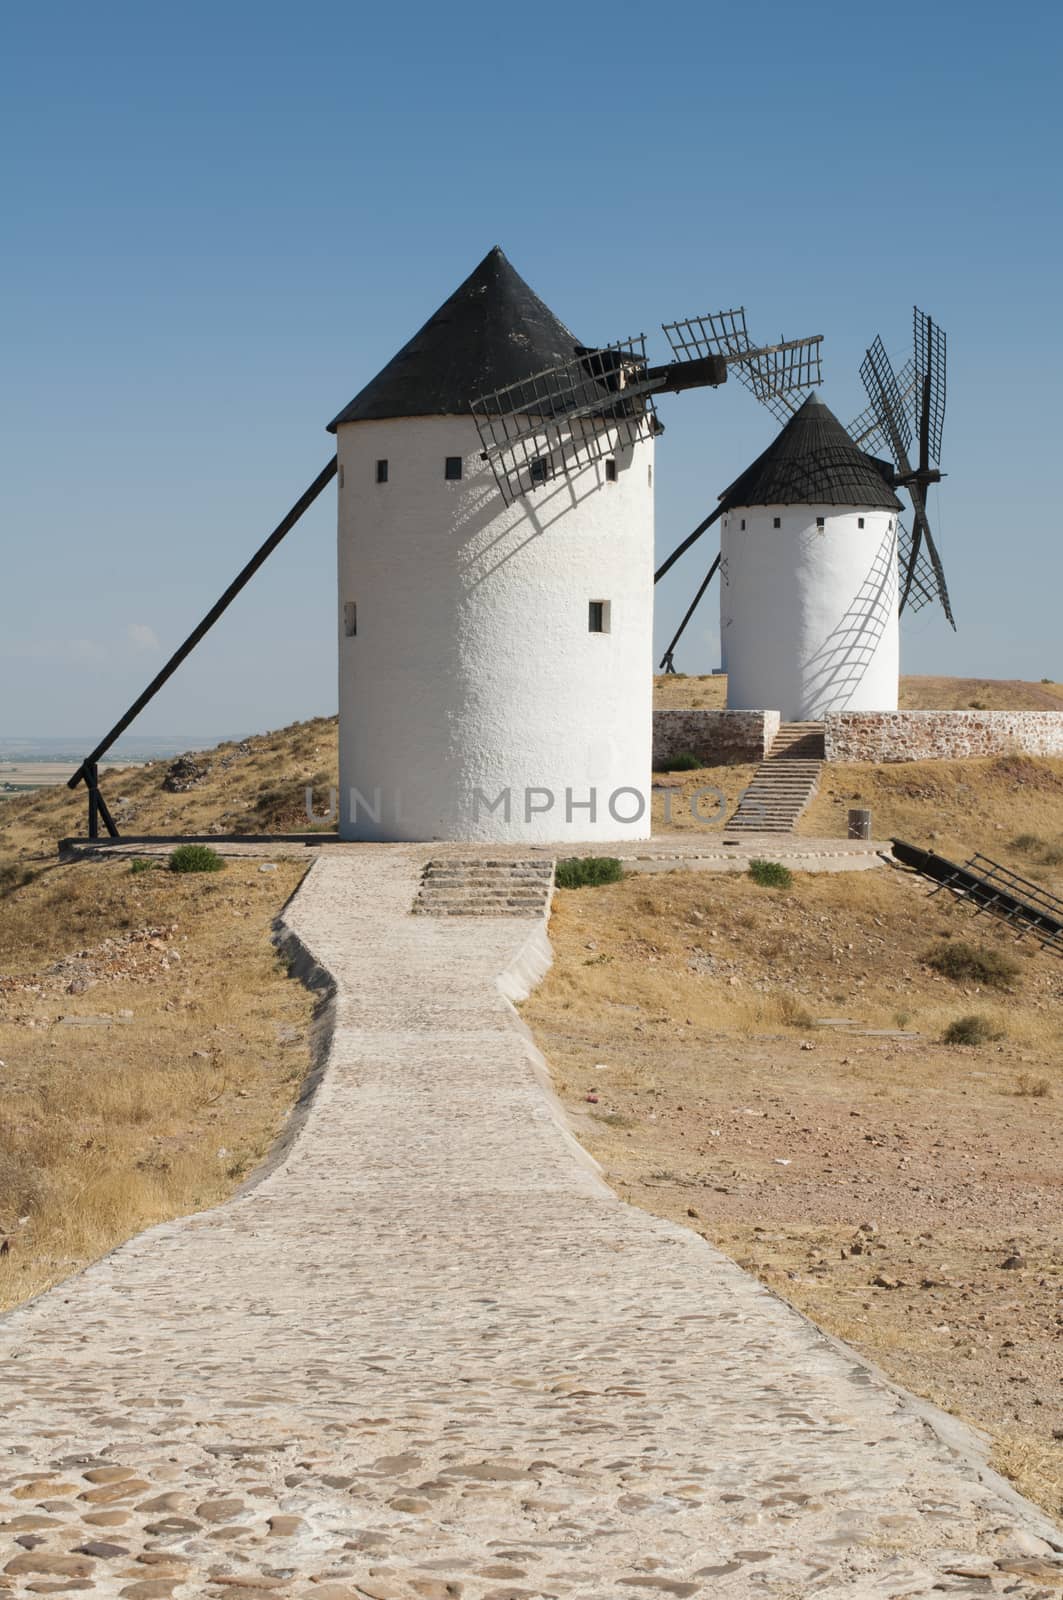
[79,1479,150,1504]
[1001,1254,1026,1269]
[617,1580,701,1596]
[162,756,211,793]
[267,1514,306,1537]
[135,1493,188,1513]
[74,1541,128,1558]
[195,1498,246,1524]
[4,1555,95,1579]
[996,1557,1063,1586]
[209,1579,289,1591]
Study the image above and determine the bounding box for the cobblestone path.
[1,852,1060,1599]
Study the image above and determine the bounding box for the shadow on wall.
[456,432,637,591]
[801,526,897,718]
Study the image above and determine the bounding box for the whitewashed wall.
[721,506,899,720]
[336,417,654,841]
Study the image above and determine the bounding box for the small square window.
[605,457,617,482]
[773,516,781,529]
[445,456,462,480]
[588,600,610,634]
[343,601,357,638]
[816,516,825,529]
[530,456,550,485]
[858,516,865,528]
[376,459,388,484]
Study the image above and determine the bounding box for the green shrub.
[657,751,701,773]
[129,857,155,875]
[748,859,793,890]
[554,856,624,890]
[943,1013,1004,1046]
[168,843,225,875]
[923,940,1020,990]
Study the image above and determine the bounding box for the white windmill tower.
[718,393,903,719]
[328,247,658,843]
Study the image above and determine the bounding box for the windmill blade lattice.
[895,520,940,613]
[472,338,657,504]
[663,308,822,424]
[914,307,947,464]
[846,309,955,629]
[859,337,914,460]
[848,357,918,456]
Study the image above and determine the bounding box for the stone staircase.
[413,857,554,916]
[726,721,825,835]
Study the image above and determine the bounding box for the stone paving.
[61,834,892,875]
[2,850,1061,1600]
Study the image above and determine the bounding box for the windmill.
[470,311,823,507]
[65,247,824,842]
[656,306,954,675]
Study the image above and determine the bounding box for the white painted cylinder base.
[336,417,654,842]
[721,505,899,720]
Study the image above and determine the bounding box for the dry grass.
[803,754,1063,897]
[653,672,1063,713]
[523,866,1063,1518]
[0,856,314,1308]
[0,715,338,865]
[525,867,1059,1049]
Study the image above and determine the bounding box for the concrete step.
[727,751,823,835]
[414,857,555,917]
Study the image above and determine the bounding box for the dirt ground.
[522,865,1063,1522]
[0,855,314,1308]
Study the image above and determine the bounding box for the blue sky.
[2,0,1060,741]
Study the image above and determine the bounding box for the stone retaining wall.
[653,709,780,768]
[825,711,1063,763]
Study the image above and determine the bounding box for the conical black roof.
[719,392,902,511]
[328,247,581,429]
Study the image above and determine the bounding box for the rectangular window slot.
[773,516,781,528]
[648,464,653,487]
[858,516,865,528]
[530,456,550,485]
[816,516,825,528]
[588,600,610,634]
[605,458,617,482]
[376,459,388,484]
[445,456,463,480]
[338,464,345,488]
[343,601,357,638]
[740,518,746,530]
